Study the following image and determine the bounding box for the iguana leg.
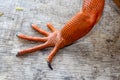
[16,23,61,70]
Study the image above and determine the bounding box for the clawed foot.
[16,23,64,70]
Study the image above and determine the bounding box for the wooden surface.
[0,0,120,80]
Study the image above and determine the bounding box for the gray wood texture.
[0,0,120,80]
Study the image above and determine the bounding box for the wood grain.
[0,0,120,80]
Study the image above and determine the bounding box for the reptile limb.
[16,0,105,70]
[16,23,63,70]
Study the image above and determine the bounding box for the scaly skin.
[16,0,105,70]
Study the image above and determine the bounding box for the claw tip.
[16,52,21,57]
[16,33,20,37]
[31,23,36,27]
[16,32,22,37]
[47,61,53,70]
[16,53,19,57]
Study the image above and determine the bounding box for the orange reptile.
[16,0,105,70]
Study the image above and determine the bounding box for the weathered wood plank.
[0,0,120,80]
